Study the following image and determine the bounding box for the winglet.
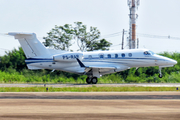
[76,58,85,67]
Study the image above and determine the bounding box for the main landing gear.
[159,67,163,78]
[86,77,98,84]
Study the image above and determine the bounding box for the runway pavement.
[0,92,180,120]
[0,92,180,99]
[0,84,179,119]
[0,83,180,87]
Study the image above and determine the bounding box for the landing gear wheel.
[159,74,163,78]
[91,77,98,84]
[86,77,92,84]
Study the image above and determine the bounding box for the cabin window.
[88,55,92,59]
[115,54,118,58]
[107,54,111,58]
[99,54,104,59]
[76,55,79,58]
[62,56,66,59]
[128,53,132,57]
[121,53,125,57]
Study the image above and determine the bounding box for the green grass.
[0,86,178,92]
[1,68,180,84]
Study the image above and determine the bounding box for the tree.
[43,24,74,51]
[0,47,26,71]
[43,22,112,51]
[74,22,112,51]
[87,39,112,51]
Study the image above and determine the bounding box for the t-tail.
[8,32,50,58]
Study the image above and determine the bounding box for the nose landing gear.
[159,67,163,78]
[158,73,163,78]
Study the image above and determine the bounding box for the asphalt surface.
[0,92,179,119]
[0,83,180,87]
[1,99,180,120]
[0,92,179,99]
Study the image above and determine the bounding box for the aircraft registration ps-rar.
[8,32,177,84]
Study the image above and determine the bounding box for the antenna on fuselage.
[122,29,125,50]
[137,38,139,49]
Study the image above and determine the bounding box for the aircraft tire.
[159,74,163,78]
[86,77,92,84]
[91,77,98,84]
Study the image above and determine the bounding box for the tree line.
[43,22,112,51]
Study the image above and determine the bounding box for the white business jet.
[8,32,177,84]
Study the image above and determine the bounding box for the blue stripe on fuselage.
[25,57,165,65]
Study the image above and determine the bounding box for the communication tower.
[127,0,140,49]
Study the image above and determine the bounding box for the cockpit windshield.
[144,50,155,55]
[149,50,155,55]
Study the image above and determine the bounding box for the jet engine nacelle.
[53,53,83,62]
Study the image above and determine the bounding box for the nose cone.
[166,57,177,66]
[170,59,177,65]
[155,55,177,66]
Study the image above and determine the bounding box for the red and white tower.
[127,0,140,49]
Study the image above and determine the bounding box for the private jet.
[8,32,177,84]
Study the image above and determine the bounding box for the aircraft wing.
[76,58,129,73]
[86,66,115,69]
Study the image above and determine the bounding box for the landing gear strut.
[159,67,163,78]
[86,77,98,84]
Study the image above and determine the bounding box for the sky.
[0,0,180,55]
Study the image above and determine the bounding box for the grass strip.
[0,86,179,92]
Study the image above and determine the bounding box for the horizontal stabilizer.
[27,65,43,70]
[8,32,34,39]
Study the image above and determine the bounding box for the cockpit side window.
[149,51,155,55]
[144,51,155,55]
[144,51,149,55]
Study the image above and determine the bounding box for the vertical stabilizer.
[8,32,49,58]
